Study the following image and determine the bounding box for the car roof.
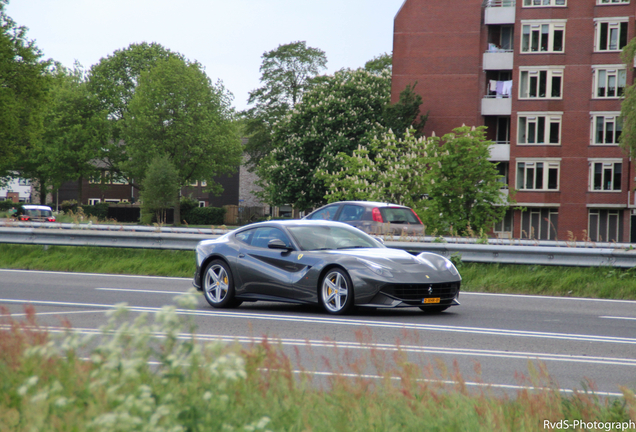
[22,205,53,211]
[316,201,410,209]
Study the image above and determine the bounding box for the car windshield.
[288,225,382,251]
[379,207,420,224]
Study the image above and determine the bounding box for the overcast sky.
[6,0,405,111]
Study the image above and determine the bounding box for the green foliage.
[81,203,109,220]
[364,52,392,74]
[383,82,428,139]
[243,41,327,169]
[258,68,392,209]
[0,1,51,177]
[318,128,429,207]
[60,200,79,214]
[140,154,179,225]
[421,126,511,235]
[182,207,226,225]
[620,38,636,153]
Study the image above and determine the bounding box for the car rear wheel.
[203,260,242,308]
[320,268,353,315]
[419,305,450,313]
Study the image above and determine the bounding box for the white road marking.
[0,268,190,281]
[462,291,636,305]
[1,298,636,346]
[600,316,636,321]
[96,288,187,295]
[7,310,107,318]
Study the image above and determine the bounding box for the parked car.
[16,205,56,222]
[303,201,424,235]
[193,220,460,315]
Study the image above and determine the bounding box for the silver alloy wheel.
[204,264,229,304]
[321,270,349,313]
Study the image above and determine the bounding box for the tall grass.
[0,292,634,431]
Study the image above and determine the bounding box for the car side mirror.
[268,238,292,250]
[373,237,385,245]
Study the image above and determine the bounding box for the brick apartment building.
[392,0,636,242]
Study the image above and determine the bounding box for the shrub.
[81,203,109,220]
[183,207,226,225]
[60,200,79,214]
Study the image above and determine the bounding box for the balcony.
[483,0,516,25]
[489,142,511,161]
[482,96,512,115]
[483,49,514,70]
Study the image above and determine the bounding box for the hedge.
[182,207,226,225]
[81,203,109,220]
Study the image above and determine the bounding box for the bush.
[183,207,226,225]
[0,200,19,211]
[180,197,199,216]
[81,203,109,220]
[60,200,79,214]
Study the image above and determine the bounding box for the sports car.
[192,220,461,315]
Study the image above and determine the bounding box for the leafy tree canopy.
[140,154,179,225]
[620,39,636,153]
[243,41,327,169]
[364,52,392,75]
[0,0,51,177]
[122,56,242,224]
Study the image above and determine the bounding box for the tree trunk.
[173,189,181,226]
[38,181,47,205]
[77,175,83,204]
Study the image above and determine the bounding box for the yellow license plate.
[423,298,440,304]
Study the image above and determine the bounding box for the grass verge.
[1,244,636,300]
[1,298,634,431]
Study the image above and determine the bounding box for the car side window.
[337,205,365,222]
[235,229,255,245]
[308,205,339,220]
[250,227,292,249]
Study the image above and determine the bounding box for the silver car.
[303,201,424,235]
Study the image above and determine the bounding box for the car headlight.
[357,258,393,278]
[443,258,459,276]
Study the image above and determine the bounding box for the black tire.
[419,305,450,313]
[319,268,354,315]
[202,260,242,308]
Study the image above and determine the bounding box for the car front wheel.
[320,268,354,315]
[203,260,242,308]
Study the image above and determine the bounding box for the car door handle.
[238,254,245,258]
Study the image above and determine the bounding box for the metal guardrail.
[1,227,636,268]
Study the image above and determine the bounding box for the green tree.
[243,41,327,169]
[620,39,636,153]
[140,154,179,225]
[383,83,428,139]
[37,64,109,203]
[318,128,429,208]
[257,67,392,210]
[421,126,511,236]
[364,52,392,75]
[122,56,242,225]
[0,0,51,179]
[87,42,178,173]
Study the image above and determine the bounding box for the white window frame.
[589,159,623,192]
[519,67,564,99]
[88,171,103,185]
[588,209,622,243]
[592,65,626,99]
[516,158,561,191]
[590,112,622,145]
[104,199,121,203]
[517,112,562,145]
[523,0,566,7]
[594,18,629,52]
[521,20,566,54]
[199,201,206,207]
[88,198,101,205]
[597,0,629,4]
[110,172,127,185]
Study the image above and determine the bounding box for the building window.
[519,68,563,99]
[597,0,629,3]
[496,162,509,189]
[104,199,121,203]
[520,208,559,240]
[588,209,622,242]
[590,161,622,191]
[88,198,101,205]
[110,173,127,185]
[593,67,626,98]
[516,160,560,191]
[517,113,562,145]
[494,209,513,234]
[523,0,566,6]
[521,21,566,53]
[591,113,622,145]
[199,201,206,207]
[89,172,103,184]
[594,19,628,51]
[18,178,30,186]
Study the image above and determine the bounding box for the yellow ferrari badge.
[298,254,304,260]
[426,275,430,279]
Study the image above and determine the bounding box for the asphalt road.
[1,268,635,397]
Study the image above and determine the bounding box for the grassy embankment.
[1,244,636,300]
[1,297,634,431]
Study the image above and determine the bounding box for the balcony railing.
[483,0,515,6]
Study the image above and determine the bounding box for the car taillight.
[20,216,29,221]
[372,208,383,223]
[411,209,423,224]
[47,217,55,222]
